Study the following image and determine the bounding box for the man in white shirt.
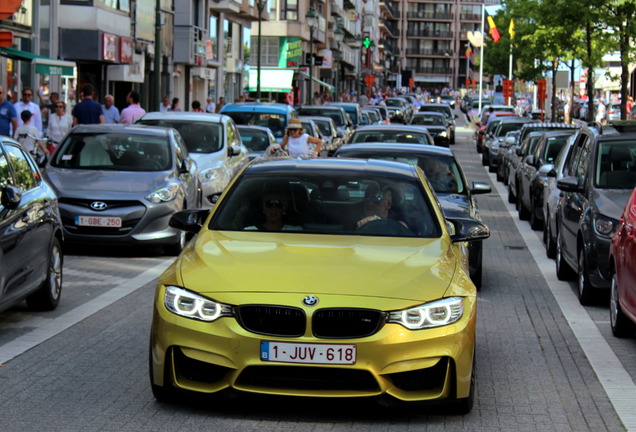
[14,87,43,134]
[159,97,170,113]
[205,97,216,113]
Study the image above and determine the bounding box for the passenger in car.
[356,185,408,229]
[244,190,302,231]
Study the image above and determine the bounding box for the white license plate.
[75,216,122,228]
[260,341,356,365]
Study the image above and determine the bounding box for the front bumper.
[151,288,476,402]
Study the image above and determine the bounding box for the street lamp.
[333,26,344,102]
[255,0,267,103]
[306,7,317,105]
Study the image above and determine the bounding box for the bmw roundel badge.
[302,295,319,307]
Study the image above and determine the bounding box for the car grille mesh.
[237,366,379,391]
[312,308,386,338]
[235,306,386,339]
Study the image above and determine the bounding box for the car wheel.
[577,248,594,305]
[165,230,187,256]
[507,182,516,204]
[545,222,557,259]
[515,184,522,211]
[496,166,503,182]
[529,197,542,230]
[556,231,575,280]
[610,270,635,337]
[481,151,488,166]
[26,237,63,311]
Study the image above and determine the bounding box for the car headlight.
[164,286,233,322]
[387,297,464,330]
[146,183,180,203]
[440,131,448,138]
[199,163,225,184]
[594,214,618,237]
[492,142,499,151]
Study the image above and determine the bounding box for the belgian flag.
[486,11,501,43]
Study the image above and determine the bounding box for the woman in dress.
[279,118,323,157]
[47,101,72,152]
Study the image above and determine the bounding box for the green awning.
[297,70,335,92]
[0,46,76,76]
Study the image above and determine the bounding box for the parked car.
[506,131,546,205]
[555,129,636,304]
[364,105,389,124]
[334,143,491,288]
[297,105,352,142]
[516,131,574,229]
[609,186,636,337]
[345,125,433,146]
[362,107,382,125]
[298,116,343,156]
[483,118,537,172]
[0,136,64,313]
[44,124,201,255]
[439,94,456,109]
[419,103,457,143]
[607,103,622,122]
[137,111,249,206]
[220,102,298,142]
[409,111,451,147]
[236,125,276,160]
[149,157,489,412]
[325,102,363,128]
[384,97,412,124]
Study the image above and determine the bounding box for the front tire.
[545,222,557,259]
[556,231,575,280]
[577,248,594,305]
[610,271,635,337]
[26,237,63,311]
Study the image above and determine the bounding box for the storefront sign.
[102,33,118,62]
[120,37,133,63]
[284,38,302,68]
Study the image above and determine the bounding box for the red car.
[609,187,636,337]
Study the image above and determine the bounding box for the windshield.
[542,137,568,163]
[411,114,445,126]
[51,133,171,171]
[298,108,345,126]
[385,99,405,108]
[312,119,333,136]
[138,119,222,153]
[496,122,527,137]
[210,173,440,238]
[420,106,452,120]
[595,141,636,188]
[224,112,286,138]
[340,152,464,194]
[238,128,271,152]
[350,130,432,145]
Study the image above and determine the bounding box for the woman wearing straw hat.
[280,118,323,157]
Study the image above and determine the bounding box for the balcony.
[413,66,450,75]
[379,18,398,37]
[209,0,242,14]
[460,13,482,21]
[407,11,453,20]
[406,49,453,57]
[174,25,206,65]
[238,1,270,20]
[406,29,453,38]
[331,0,346,17]
[379,1,399,20]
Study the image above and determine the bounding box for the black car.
[0,136,64,313]
[555,128,636,304]
[334,143,491,288]
[516,131,573,229]
[384,97,412,124]
[345,125,434,146]
[482,118,537,171]
[409,111,451,146]
[418,103,457,143]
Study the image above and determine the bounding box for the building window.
[249,36,280,67]
[209,15,219,61]
[282,0,298,21]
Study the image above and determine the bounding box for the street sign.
[503,79,513,98]
[537,79,547,100]
[364,74,375,88]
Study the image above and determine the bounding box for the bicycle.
[16,132,50,167]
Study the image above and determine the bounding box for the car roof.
[70,124,171,136]
[220,102,294,113]
[327,102,360,107]
[300,115,335,123]
[413,111,445,116]
[336,143,452,157]
[236,125,272,133]
[298,105,346,112]
[520,122,579,130]
[245,156,419,179]
[420,103,451,108]
[138,111,227,122]
[352,125,432,133]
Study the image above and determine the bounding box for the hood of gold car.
[176,231,462,303]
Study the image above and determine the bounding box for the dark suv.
[555,126,636,304]
[0,136,64,313]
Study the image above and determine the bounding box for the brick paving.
[0,116,627,431]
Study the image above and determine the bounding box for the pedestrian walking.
[72,83,105,125]
[0,84,18,137]
[159,97,170,112]
[14,110,49,159]
[102,94,120,124]
[215,97,225,113]
[168,97,182,112]
[205,97,216,113]
[119,91,146,124]
[191,100,204,112]
[14,87,43,134]
[47,101,72,151]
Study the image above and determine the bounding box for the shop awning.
[248,68,294,93]
[0,46,76,76]
[298,70,335,92]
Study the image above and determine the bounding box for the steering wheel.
[356,218,413,236]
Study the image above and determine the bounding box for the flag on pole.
[509,19,515,40]
[465,46,473,57]
[486,11,501,43]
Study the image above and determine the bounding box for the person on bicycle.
[14,110,49,160]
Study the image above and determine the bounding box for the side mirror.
[169,209,210,234]
[0,185,22,210]
[336,130,344,138]
[228,145,242,157]
[547,167,557,178]
[524,155,535,166]
[448,217,490,243]
[505,136,516,145]
[516,148,524,157]
[538,163,554,176]
[557,176,583,193]
[470,181,492,195]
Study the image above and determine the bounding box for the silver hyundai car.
[44,124,201,255]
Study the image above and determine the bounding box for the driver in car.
[356,186,408,229]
